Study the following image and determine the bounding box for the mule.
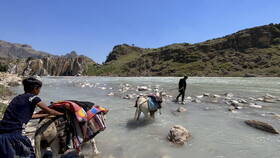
[34,115,100,158]
[134,91,163,123]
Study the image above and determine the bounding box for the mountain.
[87,23,280,77]
[0,40,98,76]
[0,40,57,58]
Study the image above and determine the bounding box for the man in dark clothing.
[176,76,188,104]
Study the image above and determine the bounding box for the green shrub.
[272,38,280,44]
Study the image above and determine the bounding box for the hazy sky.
[0,0,279,63]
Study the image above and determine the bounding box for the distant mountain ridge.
[0,40,57,58]
[1,23,280,77]
[0,40,97,76]
[87,23,280,77]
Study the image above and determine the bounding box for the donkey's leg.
[136,107,142,121]
[134,107,139,121]
[90,139,100,155]
[50,138,61,158]
[34,134,43,158]
[141,108,149,123]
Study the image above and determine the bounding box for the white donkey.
[134,90,163,123]
[34,115,100,158]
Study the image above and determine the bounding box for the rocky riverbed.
[0,72,22,118]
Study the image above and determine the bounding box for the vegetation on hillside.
[86,23,280,77]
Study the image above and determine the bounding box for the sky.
[0,0,279,64]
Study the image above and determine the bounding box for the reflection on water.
[11,77,280,158]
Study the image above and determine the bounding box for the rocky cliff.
[0,40,97,76]
[7,56,95,76]
[88,23,280,77]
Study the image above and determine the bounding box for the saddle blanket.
[147,96,159,111]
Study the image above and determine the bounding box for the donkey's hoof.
[93,150,100,156]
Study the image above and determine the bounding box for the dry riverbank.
[0,72,22,118]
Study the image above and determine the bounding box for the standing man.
[176,76,188,104]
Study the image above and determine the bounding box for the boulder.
[177,107,187,112]
[244,120,279,134]
[167,125,191,145]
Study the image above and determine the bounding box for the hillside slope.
[87,23,280,77]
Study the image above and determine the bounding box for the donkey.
[34,115,100,158]
[134,90,163,123]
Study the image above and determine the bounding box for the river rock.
[191,99,201,103]
[177,107,187,112]
[248,103,262,108]
[138,86,149,91]
[212,94,220,98]
[264,93,276,99]
[167,125,191,145]
[224,93,234,97]
[108,92,114,96]
[263,98,276,103]
[231,100,243,107]
[203,93,210,97]
[272,114,280,119]
[123,94,134,99]
[229,106,235,111]
[244,120,279,134]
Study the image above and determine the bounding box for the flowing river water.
[11,77,280,158]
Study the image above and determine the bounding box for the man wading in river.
[176,76,188,104]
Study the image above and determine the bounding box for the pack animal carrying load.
[36,100,108,153]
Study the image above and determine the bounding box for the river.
[11,77,280,158]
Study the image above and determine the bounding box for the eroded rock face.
[7,56,94,76]
[245,120,279,134]
[167,125,191,145]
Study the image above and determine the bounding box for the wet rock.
[137,86,149,91]
[224,93,234,97]
[191,99,201,103]
[108,92,114,96]
[248,97,256,101]
[231,100,243,107]
[263,98,276,103]
[196,95,203,99]
[244,120,279,134]
[167,125,191,145]
[238,99,247,104]
[203,93,210,97]
[248,103,262,108]
[272,114,280,119]
[123,94,134,99]
[229,106,235,111]
[212,94,220,98]
[264,93,276,99]
[177,107,187,112]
